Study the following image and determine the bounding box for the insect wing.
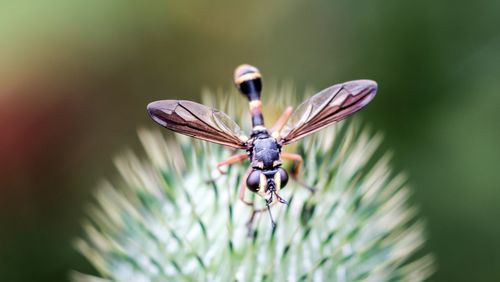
[147,100,248,149]
[280,80,377,144]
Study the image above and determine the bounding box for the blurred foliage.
[0,0,499,281]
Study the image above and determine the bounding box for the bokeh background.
[1,1,499,281]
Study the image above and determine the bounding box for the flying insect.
[147,64,377,228]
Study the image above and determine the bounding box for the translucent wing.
[147,100,248,149]
[280,80,377,144]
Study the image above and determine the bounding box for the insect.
[147,64,377,229]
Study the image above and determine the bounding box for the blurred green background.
[1,0,499,281]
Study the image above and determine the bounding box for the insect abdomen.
[234,64,265,128]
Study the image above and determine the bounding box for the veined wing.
[147,100,248,149]
[280,80,377,144]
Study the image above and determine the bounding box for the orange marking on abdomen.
[249,100,262,114]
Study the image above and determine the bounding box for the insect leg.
[216,153,248,174]
[246,197,278,236]
[246,209,258,237]
[281,152,316,193]
[239,167,255,206]
[207,153,248,185]
[270,106,294,135]
[281,152,304,178]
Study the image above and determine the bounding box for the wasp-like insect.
[147,64,377,229]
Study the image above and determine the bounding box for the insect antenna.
[266,201,277,230]
[274,192,289,205]
[264,194,278,229]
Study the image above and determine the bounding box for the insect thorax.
[249,132,281,169]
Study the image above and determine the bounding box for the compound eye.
[277,167,289,188]
[246,170,262,192]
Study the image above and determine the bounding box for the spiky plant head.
[72,84,434,281]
